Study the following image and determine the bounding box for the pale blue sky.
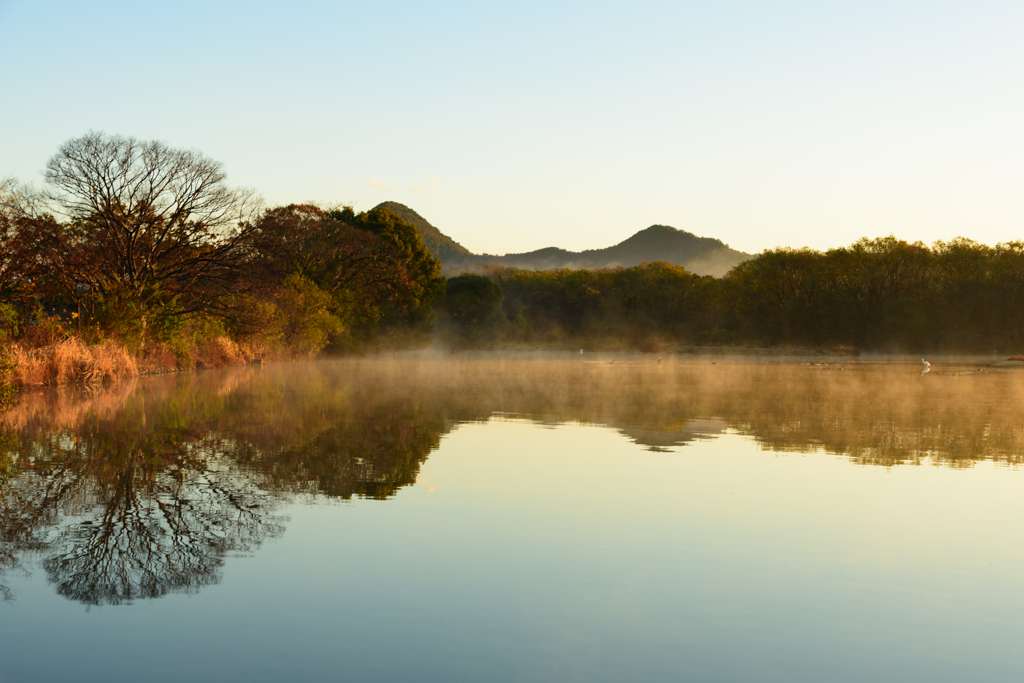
[1,0,1021,255]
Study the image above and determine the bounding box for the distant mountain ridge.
[374,202,750,277]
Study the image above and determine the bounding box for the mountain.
[374,201,472,262]
[460,225,750,277]
[374,202,750,277]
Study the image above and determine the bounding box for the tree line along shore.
[2,132,1024,398]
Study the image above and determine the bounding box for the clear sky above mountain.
[1,0,1021,255]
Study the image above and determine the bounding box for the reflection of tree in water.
[0,366,447,604]
[0,427,28,600]
[230,403,444,500]
[228,359,1024,469]
[0,422,284,606]
[135,365,450,500]
[387,358,1024,467]
[43,456,282,605]
[701,364,1024,467]
[4,358,1024,604]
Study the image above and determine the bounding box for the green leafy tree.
[328,206,445,349]
[274,274,345,357]
[247,204,445,352]
[437,273,506,346]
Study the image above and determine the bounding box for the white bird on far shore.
[921,359,930,367]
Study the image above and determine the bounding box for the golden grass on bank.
[198,336,248,368]
[9,339,138,386]
[142,335,263,373]
[4,333,269,390]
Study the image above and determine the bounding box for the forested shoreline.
[439,237,1024,353]
[2,132,1023,397]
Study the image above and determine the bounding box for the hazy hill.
[375,202,750,277]
[463,225,751,277]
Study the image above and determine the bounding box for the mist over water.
[2,357,1024,682]
[8,356,1024,470]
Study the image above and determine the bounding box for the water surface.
[2,358,1023,682]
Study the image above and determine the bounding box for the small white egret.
[580,349,583,355]
[921,359,930,367]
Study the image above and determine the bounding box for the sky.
[0,0,1022,256]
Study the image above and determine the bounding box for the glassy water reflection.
[2,358,1024,682]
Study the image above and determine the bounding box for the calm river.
[2,357,1023,682]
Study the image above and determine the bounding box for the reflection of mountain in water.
[3,358,1024,603]
[616,419,728,451]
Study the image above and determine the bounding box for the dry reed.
[9,338,138,386]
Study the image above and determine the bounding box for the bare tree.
[42,132,261,323]
[0,177,49,216]
[0,178,49,305]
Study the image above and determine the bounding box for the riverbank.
[3,335,270,388]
